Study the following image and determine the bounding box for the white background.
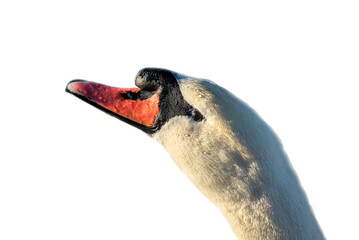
[1,1,358,239]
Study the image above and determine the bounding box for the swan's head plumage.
[66,68,325,240]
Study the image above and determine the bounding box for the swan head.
[66,68,324,239]
[65,68,280,203]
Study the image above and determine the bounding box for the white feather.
[153,77,325,240]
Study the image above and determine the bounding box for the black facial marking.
[136,68,175,91]
[66,68,205,135]
[135,68,195,134]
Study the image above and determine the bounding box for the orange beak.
[66,80,160,127]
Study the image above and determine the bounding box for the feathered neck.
[153,79,325,239]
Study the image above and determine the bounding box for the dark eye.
[190,109,204,122]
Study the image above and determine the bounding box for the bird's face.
[66,68,252,204]
[66,68,208,134]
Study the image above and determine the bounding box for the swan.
[66,68,325,240]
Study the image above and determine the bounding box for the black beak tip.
[65,79,87,93]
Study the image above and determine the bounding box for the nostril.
[121,91,137,100]
[121,90,156,100]
[126,92,133,100]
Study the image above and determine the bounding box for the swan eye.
[190,109,204,122]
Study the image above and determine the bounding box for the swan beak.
[66,80,160,127]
